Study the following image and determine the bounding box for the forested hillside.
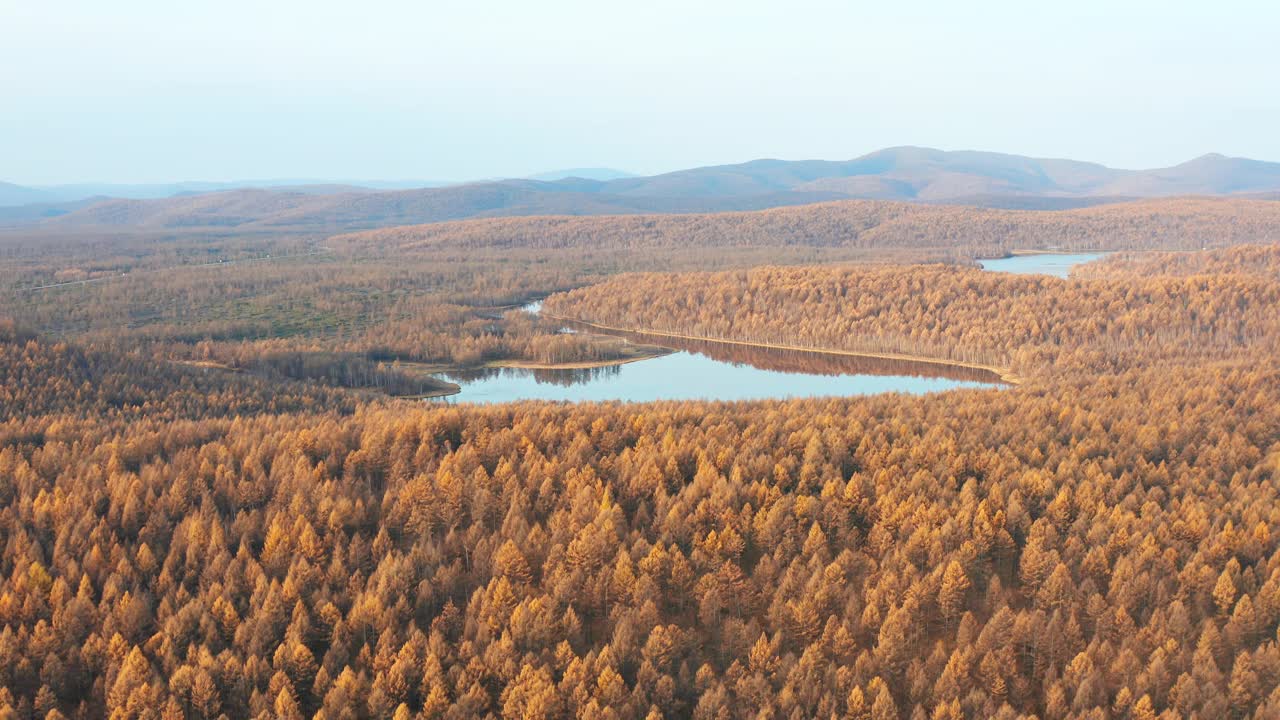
[38,185,850,232]
[0,222,921,403]
[0,323,358,421]
[339,197,1280,259]
[1,349,1278,719]
[1078,244,1280,279]
[543,263,1280,376]
[2,242,1280,718]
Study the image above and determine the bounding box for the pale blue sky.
[2,0,1277,184]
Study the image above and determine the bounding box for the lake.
[434,328,1004,404]
[432,308,1004,405]
[979,252,1106,278]
[430,253,1100,404]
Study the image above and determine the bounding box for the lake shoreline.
[394,384,462,401]
[392,339,672,375]
[542,312,1021,385]
[486,348,672,370]
[977,249,1103,259]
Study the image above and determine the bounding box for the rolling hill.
[603,148,1121,199]
[1098,153,1280,196]
[603,147,1280,200]
[0,182,51,207]
[0,178,456,208]
[40,183,849,230]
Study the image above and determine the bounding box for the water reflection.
[568,322,1005,385]
[431,312,1004,403]
[431,347,999,404]
[438,322,1004,392]
[441,363,623,387]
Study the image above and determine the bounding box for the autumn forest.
[2,194,1280,720]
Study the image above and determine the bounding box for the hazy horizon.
[9,148,1280,190]
[4,0,1278,185]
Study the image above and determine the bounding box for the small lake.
[433,308,1004,405]
[434,334,1002,404]
[431,253,1103,404]
[979,252,1106,278]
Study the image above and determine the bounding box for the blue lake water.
[435,343,1000,405]
[979,253,1106,278]
[431,253,1101,404]
[434,312,1004,405]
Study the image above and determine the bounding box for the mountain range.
[0,170,634,209]
[5,147,1280,230]
[0,178,453,207]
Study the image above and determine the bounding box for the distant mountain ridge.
[525,168,636,182]
[10,148,1280,229]
[0,182,52,208]
[602,147,1280,200]
[0,178,455,208]
[0,171,635,208]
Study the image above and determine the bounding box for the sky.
[2,0,1278,184]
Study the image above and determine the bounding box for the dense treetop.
[544,263,1280,377]
[1079,244,1280,280]
[2,228,1280,717]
